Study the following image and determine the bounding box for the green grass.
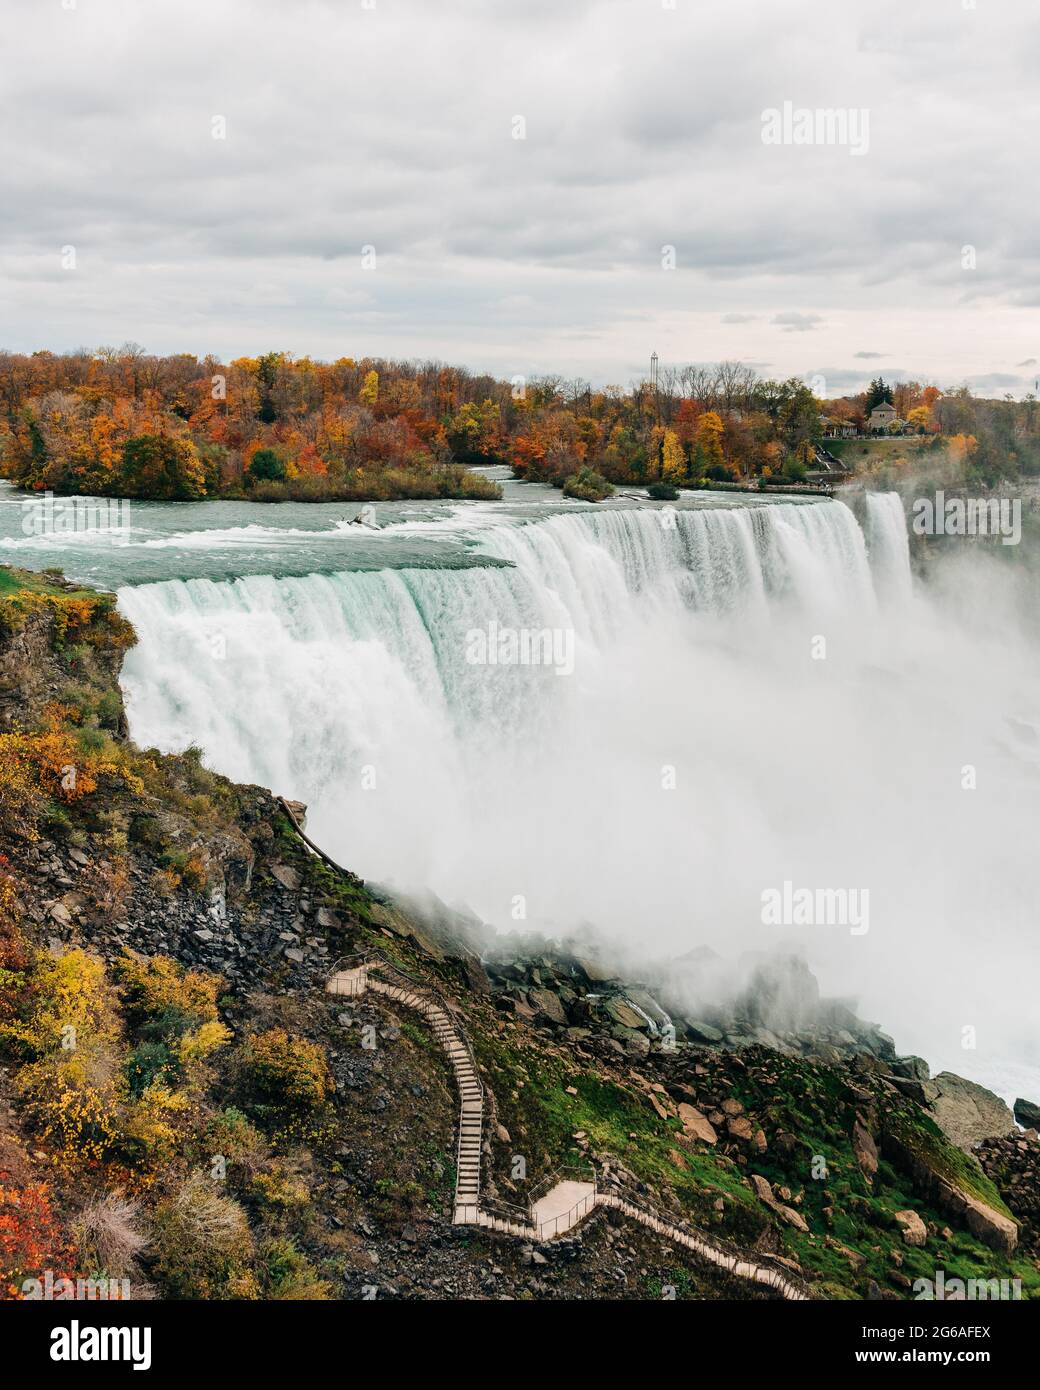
[465,1023,1038,1297]
[469,1021,767,1244]
[0,563,99,600]
[826,436,933,464]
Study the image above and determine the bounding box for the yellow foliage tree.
[359,370,379,407]
[661,428,686,484]
[695,411,726,472]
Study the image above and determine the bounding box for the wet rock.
[1013,1097,1040,1131]
[681,1019,724,1044]
[603,997,649,1031]
[527,988,567,1025]
[461,956,492,995]
[571,956,620,985]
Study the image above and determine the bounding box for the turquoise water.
[0,468,800,588]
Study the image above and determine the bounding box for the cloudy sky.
[2,0,1038,393]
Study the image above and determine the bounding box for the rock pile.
[977,1128,1040,1258]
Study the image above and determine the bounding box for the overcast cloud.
[2,0,1038,392]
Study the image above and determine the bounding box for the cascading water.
[118,499,882,860]
[116,493,1040,1099]
[865,491,913,602]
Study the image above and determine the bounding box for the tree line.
[0,347,1035,502]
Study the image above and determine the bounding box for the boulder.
[881,1119,1019,1255]
[852,1118,879,1179]
[929,1073,1015,1151]
[571,956,620,985]
[677,1104,718,1145]
[603,996,649,1031]
[270,863,301,891]
[461,956,492,996]
[749,1174,809,1232]
[891,1055,930,1082]
[737,953,820,1033]
[894,1210,928,1247]
[623,987,671,1031]
[957,1194,1019,1258]
[682,1019,724,1044]
[526,987,567,1025]
[889,1075,939,1106]
[1014,1097,1040,1131]
[647,1091,670,1121]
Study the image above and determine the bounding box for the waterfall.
[118,498,892,797]
[116,494,910,918]
[865,492,913,602]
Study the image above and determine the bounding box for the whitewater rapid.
[117,493,1039,1100]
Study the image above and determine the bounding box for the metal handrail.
[525,1161,597,1209]
[478,1193,532,1227]
[524,1161,598,1240]
[532,1190,597,1241]
[596,1181,811,1298]
[329,950,485,1098]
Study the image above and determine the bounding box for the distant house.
[867,401,901,432]
[819,414,856,438]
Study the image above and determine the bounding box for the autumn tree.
[121,435,206,500]
[695,411,727,476]
[359,370,379,408]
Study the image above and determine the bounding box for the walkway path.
[326,954,810,1300]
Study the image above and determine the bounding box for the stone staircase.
[326,952,810,1300]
